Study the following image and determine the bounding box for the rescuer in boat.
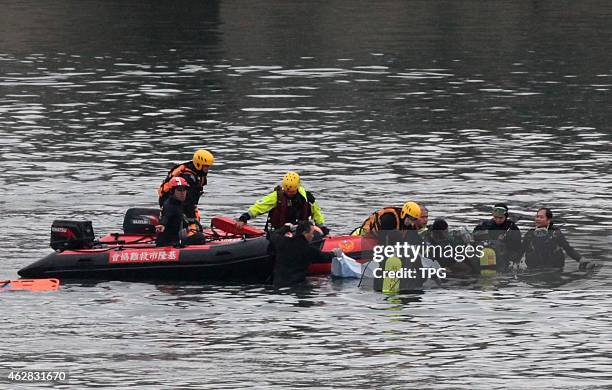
[473,203,522,269]
[522,207,590,270]
[158,149,214,228]
[155,177,206,247]
[269,220,342,288]
[235,171,328,234]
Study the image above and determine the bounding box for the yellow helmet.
[401,201,422,219]
[282,171,300,192]
[192,149,214,171]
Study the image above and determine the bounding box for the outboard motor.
[50,220,95,251]
[123,208,160,235]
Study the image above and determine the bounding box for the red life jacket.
[268,187,312,229]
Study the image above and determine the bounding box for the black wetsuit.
[156,197,185,247]
[473,219,522,264]
[269,226,334,288]
[425,234,455,268]
[522,224,581,268]
[156,197,206,247]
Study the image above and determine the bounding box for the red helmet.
[170,177,189,188]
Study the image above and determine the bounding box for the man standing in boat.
[158,149,214,227]
[235,171,328,234]
[155,177,206,247]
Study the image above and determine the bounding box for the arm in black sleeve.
[506,224,522,250]
[503,224,523,263]
[521,231,533,256]
[180,172,202,205]
[306,245,335,263]
[160,211,171,226]
[160,202,180,226]
[555,230,581,261]
[305,191,316,203]
[269,225,291,245]
[473,222,485,232]
[472,222,489,242]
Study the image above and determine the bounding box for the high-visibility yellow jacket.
[247,186,325,229]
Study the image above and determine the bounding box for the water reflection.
[2,0,612,388]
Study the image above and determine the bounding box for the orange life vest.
[355,206,403,236]
[158,162,207,202]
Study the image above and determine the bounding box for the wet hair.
[432,218,448,231]
[295,220,314,236]
[538,207,553,220]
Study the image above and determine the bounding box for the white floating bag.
[331,254,363,278]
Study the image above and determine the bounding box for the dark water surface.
[1,1,611,388]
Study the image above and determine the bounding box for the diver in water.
[522,207,589,270]
[473,203,522,270]
[269,220,341,288]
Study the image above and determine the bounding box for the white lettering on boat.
[109,248,180,263]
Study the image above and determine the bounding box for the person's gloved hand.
[319,225,330,236]
[236,213,250,228]
[332,248,343,258]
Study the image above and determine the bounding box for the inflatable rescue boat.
[18,209,376,282]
